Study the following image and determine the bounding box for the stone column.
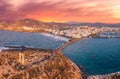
[18,53,25,65]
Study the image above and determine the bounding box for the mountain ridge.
[0,18,120,28]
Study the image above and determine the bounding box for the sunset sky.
[0,0,120,23]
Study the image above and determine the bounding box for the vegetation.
[0,49,82,79]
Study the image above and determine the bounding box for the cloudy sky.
[0,0,120,23]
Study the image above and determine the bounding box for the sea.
[0,30,120,75]
[0,30,69,50]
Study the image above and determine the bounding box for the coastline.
[0,29,84,78]
[1,29,120,79]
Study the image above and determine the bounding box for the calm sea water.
[0,30,67,49]
[0,30,120,75]
[63,38,120,75]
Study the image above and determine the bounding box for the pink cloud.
[0,0,120,23]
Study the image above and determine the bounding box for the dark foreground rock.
[88,72,120,79]
[0,48,83,79]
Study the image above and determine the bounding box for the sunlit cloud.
[0,0,120,23]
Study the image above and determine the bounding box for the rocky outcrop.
[0,48,83,79]
[88,72,120,79]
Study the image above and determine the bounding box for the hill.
[0,18,69,32]
[67,22,120,27]
[0,48,83,79]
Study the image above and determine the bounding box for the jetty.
[93,35,120,38]
[58,38,81,51]
[4,45,34,49]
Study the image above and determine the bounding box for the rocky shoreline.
[88,71,120,79]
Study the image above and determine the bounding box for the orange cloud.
[0,0,120,23]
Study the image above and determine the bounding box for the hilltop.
[0,48,83,79]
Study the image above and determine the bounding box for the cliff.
[0,48,83,79]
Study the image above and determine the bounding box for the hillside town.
[48,26,99,38]
[0,19,120,39]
